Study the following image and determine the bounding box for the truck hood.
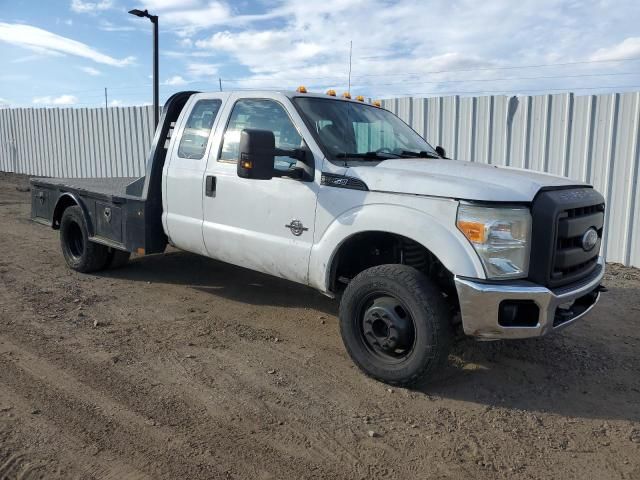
[346,158,587,202]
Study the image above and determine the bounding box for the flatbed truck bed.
[29,91,195,255]
[32,177,138,198]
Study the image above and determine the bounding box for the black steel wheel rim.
[355,290,417,364]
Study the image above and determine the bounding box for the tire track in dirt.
[0,386,149,480]
[1,235,369,476]
[1,281,337,477]
[0,220,589,480]
[0,319,353,479]
[154,349,366,470]
[0,453,41,480]
[0,336,230,479]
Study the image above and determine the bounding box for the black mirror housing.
[435,145,447,158]
[237,129,275,180]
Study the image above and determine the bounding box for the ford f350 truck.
[30,89,606,386]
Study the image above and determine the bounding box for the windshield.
[293,97,438,163]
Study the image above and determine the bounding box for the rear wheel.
[339,264,452,386]
[60,206,109,273]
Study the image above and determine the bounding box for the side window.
[177,99,222,159]
[219,99,302,171]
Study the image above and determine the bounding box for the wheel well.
[52,195,78,229]
[329,231,457,305]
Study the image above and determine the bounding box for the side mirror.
[435,146,447,158]
[237,129,275,180]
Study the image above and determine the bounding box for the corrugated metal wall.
[0,106,156,178]
[0,93,638,267]
[382,93,640,268]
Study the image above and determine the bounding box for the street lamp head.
[129,8,157,22]
[128,8,148,17]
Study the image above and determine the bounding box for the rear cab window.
[177,99,222,159]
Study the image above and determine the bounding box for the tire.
[106,248,131,269]
[60,205,109,273]
[339,264,452,386]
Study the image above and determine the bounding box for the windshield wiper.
[399,150,441,159]
[335,151,399,160]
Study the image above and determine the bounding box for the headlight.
[456,204,532,279]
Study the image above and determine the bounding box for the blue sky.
[1,0,639,108]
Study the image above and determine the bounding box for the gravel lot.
[0,171,638,479]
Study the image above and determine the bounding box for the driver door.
[202,93,320,285]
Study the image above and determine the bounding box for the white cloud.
[12,55,45,64]
[186,0,640,97]
[141,0,200,9]
[164,75,188,85]
[99,20,136,32]
[590,37,640,62]
[163,50,215,58]
[4,0,639,105]
[80,66,101,76]
[160,1,231,31]
[137,0,280,34]
[33,94,78,105]
[187,63,218,77]
[191,1,507,94]
[107,99,151,107]
[0,22,135,67]
[70,0,113,14]
[196,31,323,67]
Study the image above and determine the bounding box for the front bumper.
[454,256,605,339]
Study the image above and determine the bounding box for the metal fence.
[0,106,156,178]
[0,92,638,267]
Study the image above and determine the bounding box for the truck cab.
[31,89,606,386]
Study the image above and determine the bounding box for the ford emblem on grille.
[581,228,598,251]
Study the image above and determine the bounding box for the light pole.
[129,8,159,129]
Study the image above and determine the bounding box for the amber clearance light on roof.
[326,89,336,96]
[296,86,307,93]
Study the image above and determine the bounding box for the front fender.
[308,200,485,293]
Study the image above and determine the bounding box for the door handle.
[205,175,216,197]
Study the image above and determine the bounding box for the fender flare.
[52,192,94,235]
[308,203,485,293]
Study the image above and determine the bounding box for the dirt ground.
[0,171,638,480]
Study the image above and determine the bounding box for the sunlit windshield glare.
[294,97,437,161]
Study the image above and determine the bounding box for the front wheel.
[339,264,452,386]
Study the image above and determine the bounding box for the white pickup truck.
[31,89,606,386]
